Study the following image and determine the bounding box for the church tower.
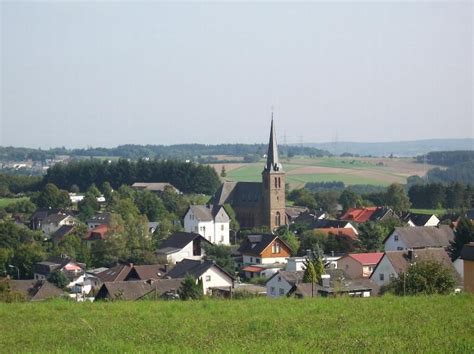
[262,117,287,231]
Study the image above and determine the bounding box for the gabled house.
[238,234,292,265]
[131,182,181,195]
[166,259,234,295]
[156,232,211,264]
[40,213,76,237]
[51,225,75,245]
[384,226,455,251]
[310,219,359,235]
[125,264,169,281]
[266,270,304,298]
[95,279,183,301]
[8,279,65,301]
[340,207,397,224]
[370,248,461,288]
[461,242,474,293]
[337,252,384,279]
[402,212,440,227]
[183,205,230,245]
[96,264,134,283]
[30,208,70,230]
[33,256,85,288]
[86,212,112,230]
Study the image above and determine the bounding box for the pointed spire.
[265,113,283,172]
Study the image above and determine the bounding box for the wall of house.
[338,256,363,279]
[261,240,291,259]
[201,267,233,294]
[266,273,293,298]
[384,232,408,251]
[464,260,474,294]
[242,254,288,265]
[286,257,307,272]
[213,221,230,245]
[370,256,397,287]
[453,258,464,279]
[169,242,205,264]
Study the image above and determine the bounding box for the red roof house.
[337,252,384,279]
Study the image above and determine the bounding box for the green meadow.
[0,197,29,208]
[1,295,473,352]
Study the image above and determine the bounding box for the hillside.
[1,296,473,352]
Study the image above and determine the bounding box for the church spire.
[264,113,283,172]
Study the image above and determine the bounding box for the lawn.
[0,197,28,208]
[410,208,448,216]
[0,295,473,352]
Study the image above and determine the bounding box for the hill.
[304,138,474,157]
[1,295,473,352]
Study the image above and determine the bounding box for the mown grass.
[1,295,473,352]
[0,197,28,208]
[410,208,448,216]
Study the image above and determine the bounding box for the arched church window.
[275,211,281,226]
[274,177,278,188]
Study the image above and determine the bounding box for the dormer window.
[272,242,281,254]
[394,235,399,241]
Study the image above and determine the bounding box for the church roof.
[264,118,283,173]
[212,181,262,208]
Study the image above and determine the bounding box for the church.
[212,119,287,230]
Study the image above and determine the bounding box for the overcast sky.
[1,1,473,148]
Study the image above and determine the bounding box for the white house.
[402,213,440,227]
[384,226,455,252]
[40,213,76,236]
[266,270,304,298]
[166,259,234,295]
[183,205,230,245]
[238,234,293,265]
[370,248,461,288]
[156,232,211,264]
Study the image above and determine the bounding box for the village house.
[95,279,183,301]
[156,232,211,264]
[6,279,65,301]
[165,259,234,295]
[183,205,230,245]
[39,212,76,237]
[384,225,455,251]
[50,225,75,245]
[33,256,85,289]
[310,219,359,235]
[337,252,384,279]
[266,270,304,298]
[370,248,461,288]
[238,234,292,265]
[402,212,440,227]
[285,206,311,224]
[86,212,112,230]
[131,182,180,194]
[340,207,397,224]
[461,242,474,293]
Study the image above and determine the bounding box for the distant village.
[1,121,474,302]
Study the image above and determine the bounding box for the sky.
[1,1,473,148]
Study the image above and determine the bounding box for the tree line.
[417,150,474,166]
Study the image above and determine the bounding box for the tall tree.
[385,183,410,213]
[449,217,474,260]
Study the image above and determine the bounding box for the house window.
[279,288,284,296]
[205,275,211,282]
[345,264,349,270]
[394,235,399,241]
[250,257,253,263]
[271,287,275,294]
[379,273,384,281]
[277,276,281,282]
[272,242,281,254]
[256,258,261,264]
[220,235,224,243]
[397,247,403,251]
[221,225,224,231]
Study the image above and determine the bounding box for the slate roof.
[387,226,455,249]
[237,234,292,256]
[86,212,112,226]
[43,213,71,225]
[51,225,75,243]
[157,232,210,252]
[187,204,229,222]
[460,242,474,261]
[127,264,168,280]
[212,181,262,208]
[165,259,234,280]
[311,219,355,230]
[378,248,461,284]
[285,206,309,220]
[402,212,438,226]
[96,264,133,283]
[9,280,65,301]
[131,182,179,193]
[95,279,183,301]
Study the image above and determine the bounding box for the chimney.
[407,250,415,262]
[164,264,169,273]
[128,263,134,268]
[320,274,330,288]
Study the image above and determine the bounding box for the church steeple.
[264,114,283,173]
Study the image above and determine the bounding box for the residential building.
[370,248,461,288]
[166,259,234,295]
[131,182,180,194]
[238,234,292,265]
[40,213,76,237]
[7,279,65,301]
[95,279,183,301]
[212,119,287,230]
[266,270,304,298]
[384,226,455,251]
[402,212,440,227]
[337,252,384,279]
[156,232,211,264]
[340,207,397,223]
[33,256,85,289]
[183,205,230,245]
[461,242,474,293]
[86,212,112,230]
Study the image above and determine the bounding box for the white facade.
[407,215,440,227]
[370,255,397,287]
[41,215,75,236]
[285,257,307,272]
[183,206,230,245]
[242,254,288,265]
[384,231,408,252]
[453,258,464,279]
[165,242,206,264]
[266,273,293,298]
[199,266,233,294]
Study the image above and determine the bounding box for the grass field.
[410,208,448,216]
[217,157,437,189]
[0,197,28,208]
[1,295,473,352]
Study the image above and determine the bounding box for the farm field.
[0,295,472,352]
[0,197,29,208]
[213,157,439,188]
